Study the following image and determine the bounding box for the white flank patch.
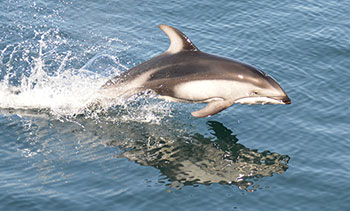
[174,80,252,102]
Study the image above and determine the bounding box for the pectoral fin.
[191,100,233,118]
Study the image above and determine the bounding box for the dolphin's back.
[149,51,264,82]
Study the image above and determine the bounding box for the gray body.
[101,25,291,117]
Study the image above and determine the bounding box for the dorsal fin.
[158,24,199,54]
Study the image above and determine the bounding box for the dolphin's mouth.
[234,96,291,105]
[281,96,291,104]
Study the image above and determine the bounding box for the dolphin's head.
[233,69,291,105]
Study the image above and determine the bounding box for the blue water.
[1,0,349,210]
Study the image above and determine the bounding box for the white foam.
[0,29,172,123]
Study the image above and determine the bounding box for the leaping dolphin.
[100,25,291,117]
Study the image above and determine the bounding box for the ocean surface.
[0,0,349,210]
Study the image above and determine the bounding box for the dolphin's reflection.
[110,121,290,191]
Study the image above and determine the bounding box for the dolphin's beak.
[272,96,291,104]
[282,96,291,104]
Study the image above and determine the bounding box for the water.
[0,0,349,210]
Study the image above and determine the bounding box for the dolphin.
[100,24,291,117]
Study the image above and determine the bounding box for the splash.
[0,29,172,123]
[0,29,111,116]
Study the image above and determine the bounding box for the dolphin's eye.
[252,91,259,95]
